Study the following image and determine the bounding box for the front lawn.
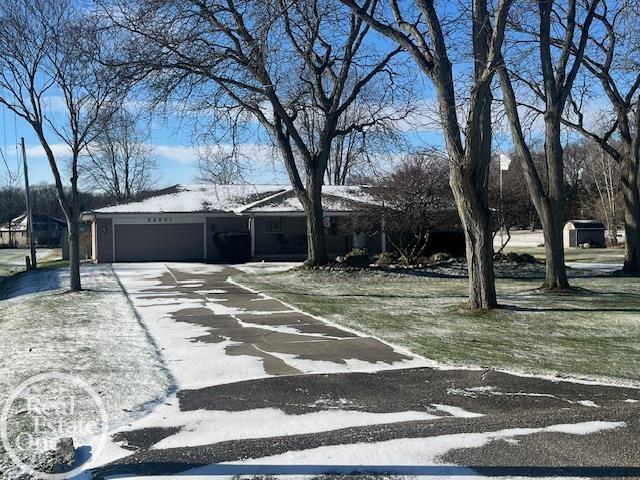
[235,264,640,385]
[0,248,62,278]
[0,265,171,475]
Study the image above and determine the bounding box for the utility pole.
[499,154,512,251]
[21,137,37,270]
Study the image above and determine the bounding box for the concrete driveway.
[89,263,640,478]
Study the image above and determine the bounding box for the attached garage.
[114,223,205,262]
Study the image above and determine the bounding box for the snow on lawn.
[494,230,545,248]
[0,248,61,278]
[0,265,172,475]
[233,261,301,275]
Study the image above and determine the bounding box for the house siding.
[254,216,307,257]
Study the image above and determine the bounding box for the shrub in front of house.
[427,252,451,264]
[373,251,396,266]
[494,251,538,264]
[337,248,371,268]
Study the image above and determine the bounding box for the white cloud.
[21,142,279,166]
[41,95,69,115]
[152,143,281,165]
[151,144,199,164]
[23,142,72,159]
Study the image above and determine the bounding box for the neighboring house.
[563,220,606,248]
[0,213,66,248]
[80,184,386,263]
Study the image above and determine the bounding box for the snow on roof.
[92,184,374,215]
[0,213,66,232]
[93,184,287,214]
[565,220,606,229]
[236,186,373,213]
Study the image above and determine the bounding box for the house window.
[263,217,282,233]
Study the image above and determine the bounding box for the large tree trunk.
[539,202,569,289]
[301,179,328,266]
[540,116,570,289]
[498,65,569,290]
[450,171,497,309]
[66,217,82,291]
[621,154,640,273]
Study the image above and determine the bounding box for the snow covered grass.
[0,248,61,278]
[497,230,625,265]
[236,266,640,384]
[0,265,171,474]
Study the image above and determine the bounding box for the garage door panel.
[115,223,204,262]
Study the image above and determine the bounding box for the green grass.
[236,266,640,384]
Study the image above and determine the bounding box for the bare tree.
[340,0,513,308]
[490,154,539,254]
[82,109,157,202]
[356,153,455,264]
[326,96,410,185]
[563,140,590,221]
[559,0,640,272]
[197,154,244,185]
[498,0,599,290]
[0,144,22,245]
[102,0,405,266]
[0,0,127,290]
[31,183,64,219]
[583,144,622,244]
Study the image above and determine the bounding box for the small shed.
[563,220,606,248]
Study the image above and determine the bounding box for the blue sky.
[1,109,293,188]
[1,95,447,189]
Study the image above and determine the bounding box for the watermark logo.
[1,372,108,479]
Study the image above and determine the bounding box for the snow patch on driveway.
[149,407,446,450]
[431,404,484,418]
[222,421,624,470]
[114,263,430,389]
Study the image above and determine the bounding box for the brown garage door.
[114,223,204,262]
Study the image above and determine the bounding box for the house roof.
[234,186,373,214]
[91,184,374,215]
[0,213,66,232]
[566,219,606,230]
[92,184,287,214]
